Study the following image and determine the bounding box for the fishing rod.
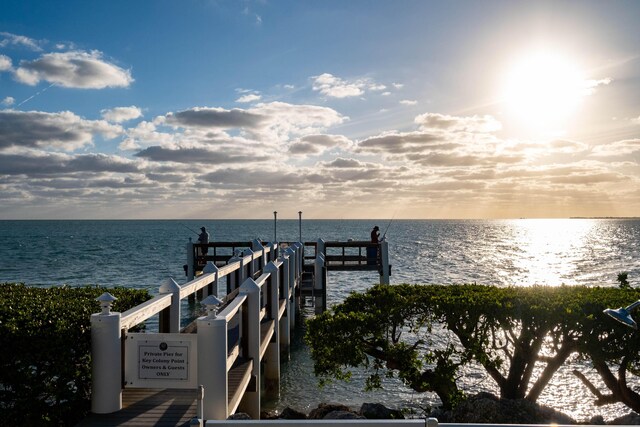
[381,212,397,240]
[180,223,200,236]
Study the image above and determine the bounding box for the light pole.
[604,300,640,329]
[298,211,302,243]
[273,211,277,243]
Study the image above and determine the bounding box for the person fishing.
[198,226,210,255]
[371,225,380,243]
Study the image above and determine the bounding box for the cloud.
[101,106,143,123]
[235,93,262,103]
[1,97,14,106]
[164,107,266,129]
[0,152,138,176]
[590,139,640,157]
[289,134,352,155]
[14,50,133,89]
[0,54,12,71]
[415,112,502,133]
[311,73,385,99]
[0,110,122,151]
[400,99,417,106]
[134,146,269,164]
[0,32,42,51]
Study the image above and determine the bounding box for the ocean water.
[1,218,639,421]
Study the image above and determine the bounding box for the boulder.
[308,403,352,419]
[279,407,308,419]
[360,402,404,419]
[324,410,366,419]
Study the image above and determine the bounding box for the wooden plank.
[259,319,275,359]
[78,388,198,427]
[228,359,253,415]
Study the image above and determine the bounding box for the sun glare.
[502,51,587,134]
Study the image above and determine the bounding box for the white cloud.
[311,73,386,99]
[392,82,404,89]
[0,110,122,151]
[289,134,352,155]
[400,99,417,106]
[0,54,12,71]
[0,32,42,51]
[2,96,15,106]
[101,106,143,123]
[14,50,133,89]
[415,112,502,133]
[236,93,262,103]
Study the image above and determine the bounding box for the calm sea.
[1,218,639,420]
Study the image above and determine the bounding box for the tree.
[306,284,640,411]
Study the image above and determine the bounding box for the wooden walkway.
[77,388,198,426]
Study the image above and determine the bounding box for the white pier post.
[251,239,266,272]
[228,252,243,292]
[202,261,219,298]
[263,261,280,398]
[279,254,291,357]
[91,293,122,414]
[238,278,261,419]
[159,277,181,333]
[314,253,325,314]
[316,238,325,260]
[187,238,195,281]
[197,297,227,420]
[380,240,390,285]
[243,248,255,279]
[284,247,296,328]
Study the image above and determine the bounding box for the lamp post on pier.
[298,211,302,243]
[273,211,277,243]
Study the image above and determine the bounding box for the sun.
[502,51,587,133]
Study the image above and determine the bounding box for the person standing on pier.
[198,226,210,255]
[370,225,380,243]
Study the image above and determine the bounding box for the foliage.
[305,283,640,411]
[0,283,150,426]
[617,271,630,288]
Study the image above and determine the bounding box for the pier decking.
[82,239,390,426]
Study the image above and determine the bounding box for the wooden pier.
[81,238,390,426]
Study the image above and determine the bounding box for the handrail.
[120,293,172,330]
[179,271,216,300]
[217,293,247,322]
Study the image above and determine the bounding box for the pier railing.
[90,240,304,421]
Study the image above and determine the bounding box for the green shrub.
[0,283,150,426]
[306,284,640,411]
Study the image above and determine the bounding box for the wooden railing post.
[314,253,326,314]
[279,253,291,356]
[243,248,255,279]
[159,277,181,333]
[380,240,390,285]
[228,252,243,293]
[202,261,219,298]
[238,278,261,419]
[251,239,266,272]
[197,300,228,420]
[284,247,296,329]
[263,262,280,398]
[187,238,195,281]
[91,293,122,414]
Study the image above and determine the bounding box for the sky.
[1,0,639,219]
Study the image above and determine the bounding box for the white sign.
[125,333,197,389]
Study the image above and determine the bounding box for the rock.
[610,412,640,425]
[279,407,308,419]
[308,403,352,419]
[227,412,252,420]
[324,410,366,419]
[589,415,606,425]
[431,392,577,424]
[360,402,404,419]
